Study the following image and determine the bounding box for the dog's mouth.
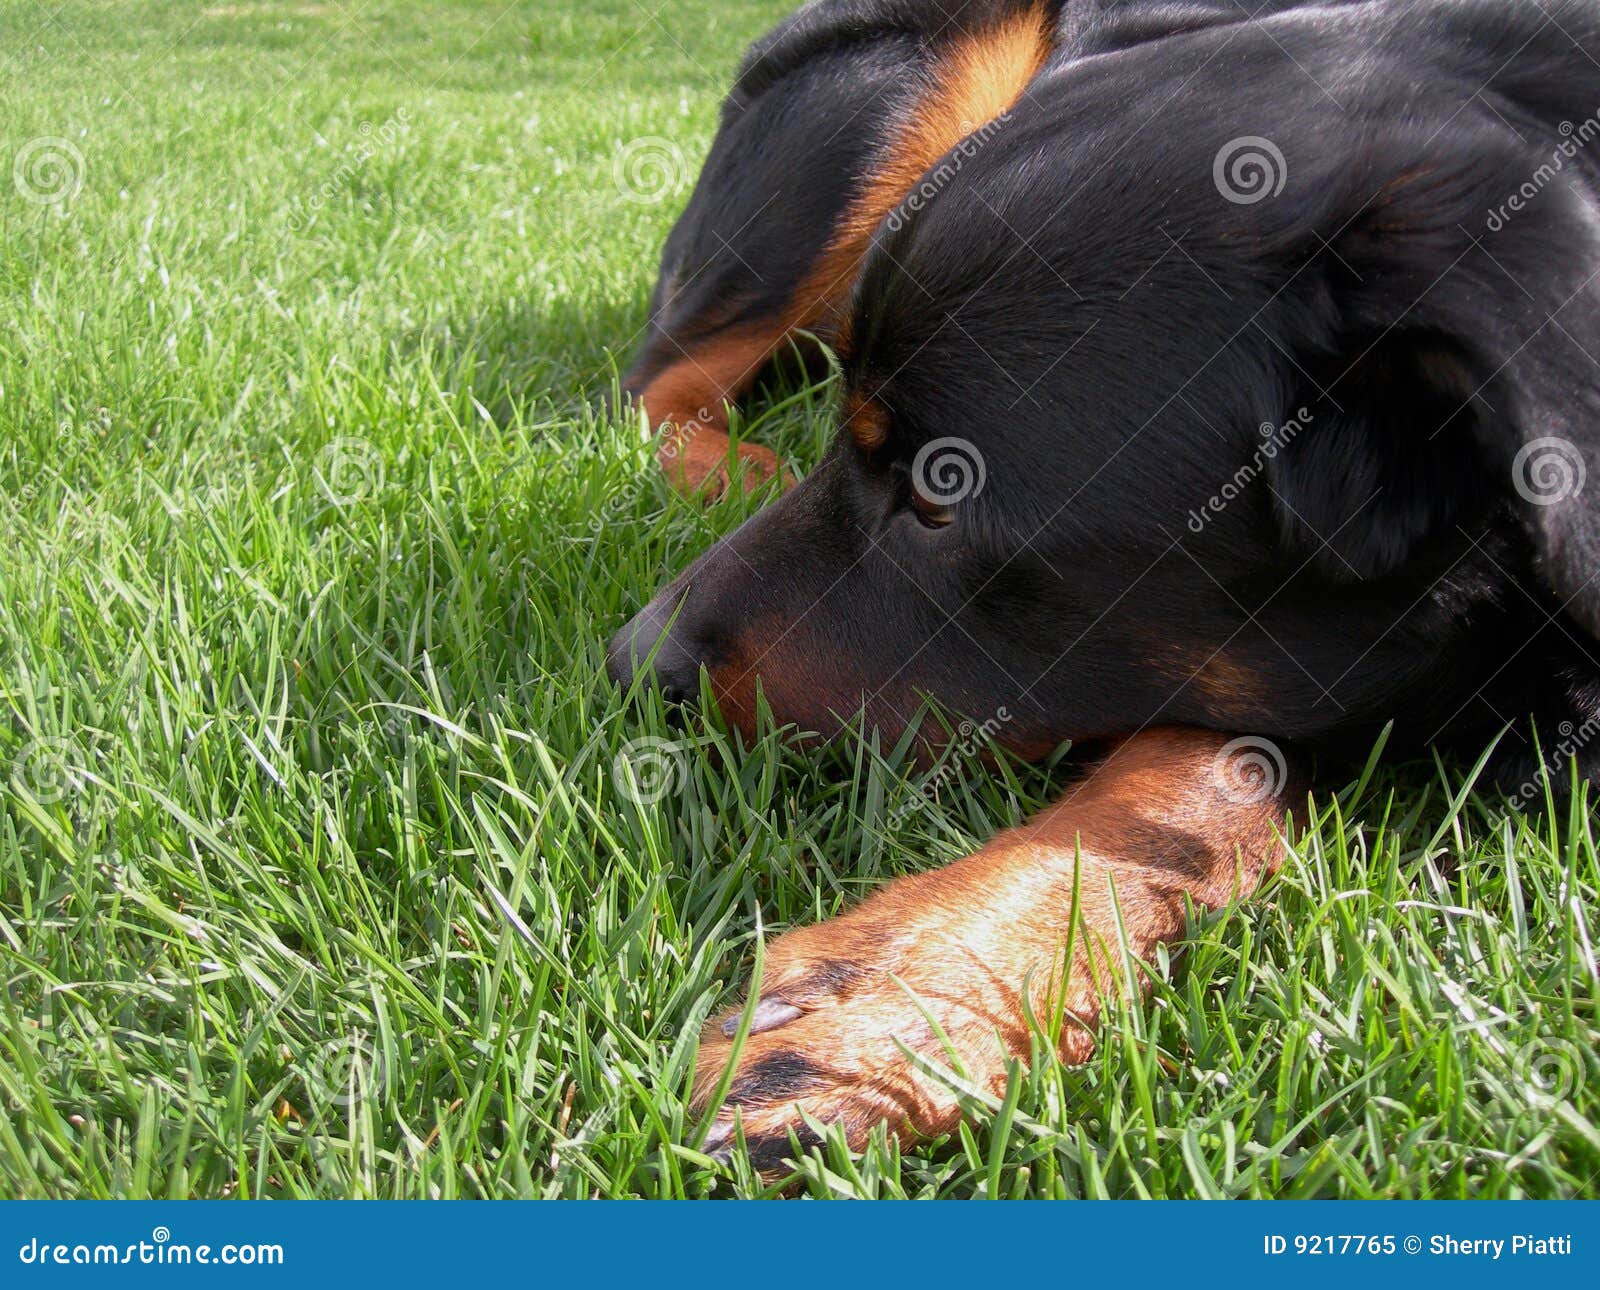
[607,591,885,744]
[607,566,1068,768]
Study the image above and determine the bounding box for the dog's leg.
[625,320,797,500]
[693,728,1306,1171]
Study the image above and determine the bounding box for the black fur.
[613,0,1600,796]
[623,0,1064,402]
[727,1051,827,1107]
[622,1,1361,404]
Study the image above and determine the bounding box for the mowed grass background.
[1,0,1597,1200]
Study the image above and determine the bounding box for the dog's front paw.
[691,874,1068,1174]
[689,730,1301,1175]
[659,427,791,501]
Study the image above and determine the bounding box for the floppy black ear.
[1264,330,1496,583]
[1262,123,1600,635]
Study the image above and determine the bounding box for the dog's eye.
[909,487,956,530]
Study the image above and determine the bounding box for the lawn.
[1,0,1597,1200]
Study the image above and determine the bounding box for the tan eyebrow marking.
[843,390,890,451]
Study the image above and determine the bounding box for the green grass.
[1,0,1597,1200]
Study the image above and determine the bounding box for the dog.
[609,0,1600,1173]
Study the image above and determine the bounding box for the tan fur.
[843,392,890,452]
[633,326,791,495]
[802,6,1054,340]
[705,615,871,738]
[1155,643,1266,722]
[694,729,1299,1164]
[637,9,1053,492]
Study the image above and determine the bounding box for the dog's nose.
[606,593,702,704]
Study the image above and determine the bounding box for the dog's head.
[611,5,1600,761]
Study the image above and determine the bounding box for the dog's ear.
[1258,122,1600,634]
[1263,330,1496,584]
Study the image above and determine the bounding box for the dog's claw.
[723,997,802,1037]
[702,1119,735,1155]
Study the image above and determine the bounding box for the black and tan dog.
[610,0,1600,1171]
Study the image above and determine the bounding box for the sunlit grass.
[0,0,1596,1199]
